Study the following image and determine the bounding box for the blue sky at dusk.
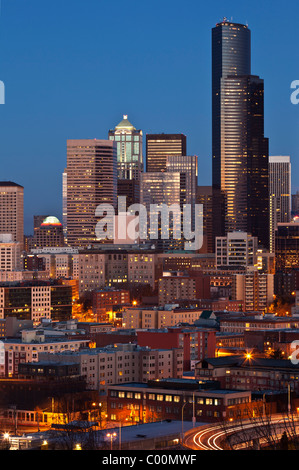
[0,0,298,233]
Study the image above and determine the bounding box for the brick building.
[106,379,253,424]
[137,327,216,371]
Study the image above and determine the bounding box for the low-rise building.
[195,356,299,393]
[219,314,299,333]
[106,379,253,424]
[0,330,89,376]
[122,306,205,330]
[158,272,211,305]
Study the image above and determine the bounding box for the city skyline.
[0,0,298,234]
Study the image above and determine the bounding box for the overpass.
[183,414,299,450]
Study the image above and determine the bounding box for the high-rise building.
[196,186,214,253]
[66,139,117,248]
[146,133,186,173]
[275,220,299,272]
[117,178,140,207]
[62,169,67,243]
[141,155,198,250]
[292,191,299,216]
[165,155,198,208]
[212,20,269,249]
[0,182,24,250]
[34,215,49,231]
[212,19,251,191]
[232,271,274,312]
[32,216,65,249]
[140,172,181,249]
[269,156,291,253]
[108,115,143,180]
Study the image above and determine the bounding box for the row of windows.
[110,390,224,405]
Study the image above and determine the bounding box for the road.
[183,414,299,450]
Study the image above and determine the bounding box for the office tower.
[166,155,198,243]
[292,191,299,216]
[32,216,65,248]
[269,156,291,252]
[146,133,186,173]
[275,220,299,272]
[166,155,197,206]
[212,20,269,249]
[62,169,67,243]
[66,139,117,248]
[108,115,143,180]
[212,19,251,190]
[140,172,181,249]
[34,215,49,231]
[117,179,140,207]
[222,75,269,241]
[0,182,24,250]
[221,75,269,246]
[196,186,214,253]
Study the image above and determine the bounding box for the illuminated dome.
[115,115,136,131]
[41,216,62,226]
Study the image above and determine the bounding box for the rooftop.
[0,181,23,188]
[114,115,136,131]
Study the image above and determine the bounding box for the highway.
[183,414,299,450]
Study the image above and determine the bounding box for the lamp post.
[107,432,117,450]
[181,394,196,442]
[118,422,121,450]
[181,401,188,442]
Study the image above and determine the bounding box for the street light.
[107,432,117,450]
[181,401,188,441]
[181,394,195,443]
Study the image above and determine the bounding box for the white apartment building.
[216,232,258,269]
[269,156,291,253]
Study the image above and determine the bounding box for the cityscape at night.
[1,0,299,458]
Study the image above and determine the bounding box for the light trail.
[184,414,299,451]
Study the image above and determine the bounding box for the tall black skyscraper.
[212,19,269,249]
[212,19,251,189]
